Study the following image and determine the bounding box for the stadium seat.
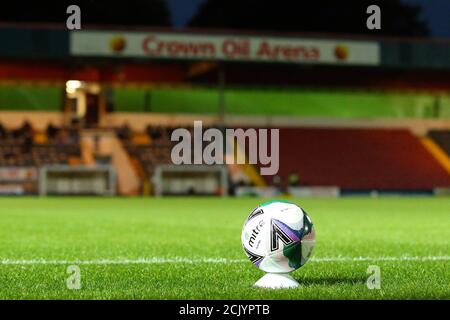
[257,128,450,190]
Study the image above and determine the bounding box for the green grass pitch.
[0,197,448,299]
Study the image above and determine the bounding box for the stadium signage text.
[141,35,320,61]
[70,31,380,65]
[171,121,279,175]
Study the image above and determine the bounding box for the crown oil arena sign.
[70,31,380,66]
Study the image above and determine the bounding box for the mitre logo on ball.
[241,201,316,288]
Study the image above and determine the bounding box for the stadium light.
[66,80,83,94]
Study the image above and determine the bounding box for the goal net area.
[152,165,228,197]
[39,165,116,196]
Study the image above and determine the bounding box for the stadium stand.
[5,120,450,195]
[259,128,450,190]
[119,125,174,179]
[429,130,450,156]
[116,125,450,192]
[0,122,81,167]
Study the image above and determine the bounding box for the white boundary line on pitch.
[0,256,449,265]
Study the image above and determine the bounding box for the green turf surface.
[0,197,449,299]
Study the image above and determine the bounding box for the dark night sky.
[166,0,206,27]
[167,0,450,38]
[402,0,450,37]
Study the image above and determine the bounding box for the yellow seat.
[132,133,152,145]
[33,132,48,144]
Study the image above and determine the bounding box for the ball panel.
[259,253,295,273]
[300,227,316,266]
[282,241,302,270]
[244,206,264,226]
[241,211,268,257]
[271,207,304,230]
[242,201,316,273]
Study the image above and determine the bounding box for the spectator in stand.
[146,125,162,140]
[0,122,6,139]
[272,175,281,187]
[68,128,80,144]
[55,129,69,145]
[117,122,132,140]
[166,126,175,138]
[13,120,33,140]
[288,171,299,187]
[22,130,33,154]
[46,122,59,140]
[272,175,283,194]
[21,120,33,135]
[4,146,16,160]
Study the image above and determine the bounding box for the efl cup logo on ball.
[242,201,316,284]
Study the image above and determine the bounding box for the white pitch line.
[0,257,247,265]
[310,256,450,262]
[0,256,449,265]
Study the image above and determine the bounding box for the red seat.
[259,128,450,190]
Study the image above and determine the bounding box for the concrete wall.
[2,110,450,136]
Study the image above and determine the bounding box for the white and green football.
[241,201,316,273]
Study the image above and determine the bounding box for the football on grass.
[241,201,316,273]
